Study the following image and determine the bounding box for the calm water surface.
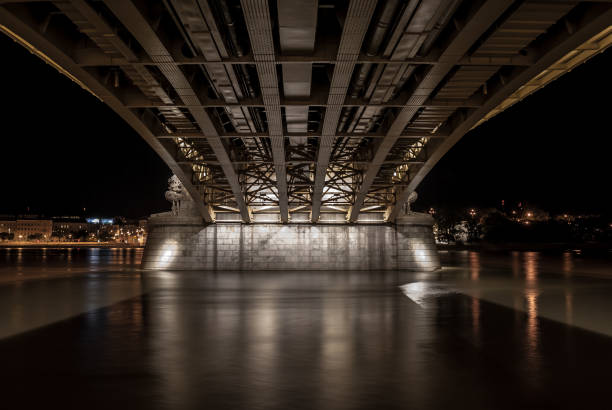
[0,247,611,409]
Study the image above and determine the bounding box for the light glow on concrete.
[158,240,179,269]
[143,221,440,271]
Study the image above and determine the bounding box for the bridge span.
[1,0,611,270]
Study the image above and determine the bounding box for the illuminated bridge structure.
[1,0,611,270]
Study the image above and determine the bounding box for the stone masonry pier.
[142,214,440,271]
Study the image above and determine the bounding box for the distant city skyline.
[0,35,610,218]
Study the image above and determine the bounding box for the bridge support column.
[394,213,441,272]
[142,215,439,271]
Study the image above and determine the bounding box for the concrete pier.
[142,213,440,271]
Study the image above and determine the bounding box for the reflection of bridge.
[1,1,610,224]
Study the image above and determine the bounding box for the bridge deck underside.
[1,0,611,223]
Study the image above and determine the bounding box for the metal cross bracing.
[1,0,611,223]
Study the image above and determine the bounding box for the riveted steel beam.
[179,160,425,166]
[71,47,537,67]
[155,131,450,139]
[310,0,378,222]
[386,2,612,222]
[125,98,483,109]
[347,0,514,222]
[103,0,252,223]
[0,4,215,222]
[3,0,603,224]
[240,0,289,222]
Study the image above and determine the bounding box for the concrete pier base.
[142,213,440,271]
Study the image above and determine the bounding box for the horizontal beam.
[72,47,535,67]
[178,160,425,165]
[155,131,450,139]
[125,98,481,109]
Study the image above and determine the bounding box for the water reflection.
[523,251,539,284]
[522,252,541,375]
[524,289,540,373]
[136,272,436,409]
[512,251,521,278]
[471,296,480,338]
[0,250,612,408]
[469,251,480,280]
[562,251,573,277]
[0,247,143,281]
[565,290,574,325]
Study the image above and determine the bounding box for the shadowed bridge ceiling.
[1,0,611,223]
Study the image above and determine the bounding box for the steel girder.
[2,0,611,223]
[103,0,252,223]
[347,0,515,222]
[0,1,216,223]
[71,49,537,68]
[386,3,612,221]
[240,0,289,222]
[310,0,378,222]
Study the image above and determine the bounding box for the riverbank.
[438,241,612,252]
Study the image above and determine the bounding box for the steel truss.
[1,0,611,222]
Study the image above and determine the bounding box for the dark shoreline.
[0,242,143,248]
[438,242,612,252]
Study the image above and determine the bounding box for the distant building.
[111,223,141,244]
[52,216,92,238]
[0,220,16,234]
[0,214,146,243]
[14,219,53,240]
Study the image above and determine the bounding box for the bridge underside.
[1,0,611,225]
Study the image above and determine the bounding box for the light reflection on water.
[471,296,480,339]
[565,290,574,325]
[0,247,143,283]
[524,289,541,377]
[0,248,611,408]
[512,251,521,277]
[524,251,539,284]
[563,251,574,277]
[469,251,480,280]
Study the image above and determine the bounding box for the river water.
[0,247,611,409]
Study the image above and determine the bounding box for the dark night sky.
[0,34,610,218]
